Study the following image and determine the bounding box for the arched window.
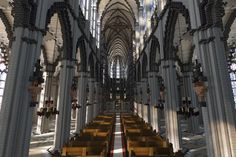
[0,45,8,109]
[228,46,236,106]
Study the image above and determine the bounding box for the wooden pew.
[62,146,106,157]
[120,113,177,157]
[61,113,115,157]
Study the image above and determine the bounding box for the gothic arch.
[142,52,148,78]
[45,2,73,60]
[224,9,236,40]
[76,38,87,72]
[88,53,95,78]
[149,37,160,71]
[0,9,13,45]
[163,2,191,60]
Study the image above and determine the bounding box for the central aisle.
[111,113,125,157]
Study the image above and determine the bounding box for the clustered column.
[93,81,100,118]
[75,71,88,133]
[182,70,200,134]
[193,27,236,157]
[148,71,161,132]
[162,60,181,152]
[86,77,95,123]
[0,28,43,157]
[36,65,55,134]
[141,78,148,122]
[54,60,74,151]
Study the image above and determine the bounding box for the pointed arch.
[45,2,73,60]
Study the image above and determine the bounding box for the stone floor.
[29,115,207,157]
[29,118,76,157]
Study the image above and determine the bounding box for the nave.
[50,112,184,157]
[29,109,206,157]
[0,1,236,157]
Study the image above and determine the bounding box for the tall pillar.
[87,78,94,123]
[137,82,142,117]
[148,71,161,132]
[192,27,236,157]
[53,60,74,151]
[0,28,43,157]
[141,78,148,122]
[182,70,200,134]
[162,60,181,152]
[36,66,55,134]
[134,86,139,115]
[93,82,100,118]
[75,72,88,133]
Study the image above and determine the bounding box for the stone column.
[75,72,88,133]
[182,70,200,134]
[0,28,43,157]
[162,60,181,152]
[87,78,95,123]
[134,86,139,115]
[137,82,142,117]
[36,66,55,134]
[148,71,161,132]
[192,27,236,157]
[141,78,149,122]
[53,60,74,151]
[93,82,99,118]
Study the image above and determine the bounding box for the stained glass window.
[0,46,8,109]
[228,47,236,106]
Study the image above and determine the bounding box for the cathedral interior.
[0,0,236,157]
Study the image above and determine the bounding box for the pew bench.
[61,146,106,157]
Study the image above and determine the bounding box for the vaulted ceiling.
[98,0,139,70]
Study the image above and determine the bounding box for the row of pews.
[60,113,115,157]
[121,113,184,157]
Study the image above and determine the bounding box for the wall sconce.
[37,106,59,118]
[177,97,199,119]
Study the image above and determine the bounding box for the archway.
[149,37,160,72]
[29,6,72,155]
[142,53,147,78]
